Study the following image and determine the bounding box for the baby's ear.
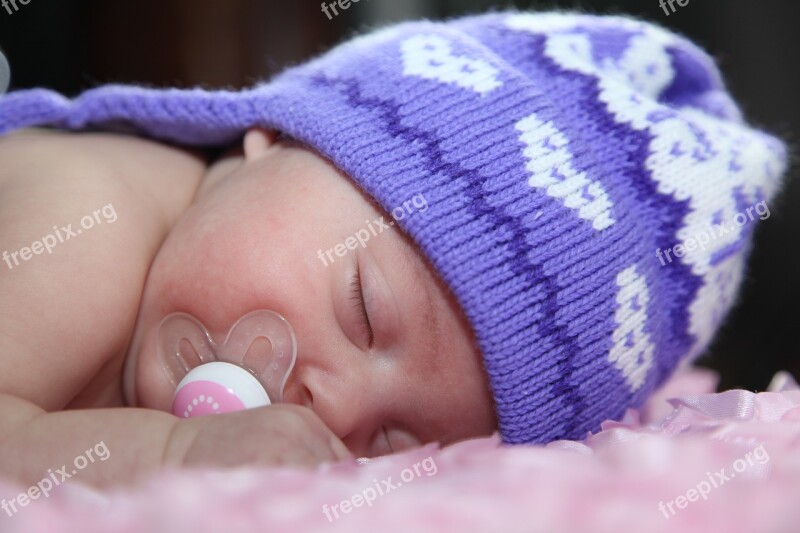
[243,128,277,161]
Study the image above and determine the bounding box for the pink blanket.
[2,366,799,533]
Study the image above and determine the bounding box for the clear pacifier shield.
[158,309,298,407]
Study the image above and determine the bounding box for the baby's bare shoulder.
[0,128,205,208]
[0,129,205,410]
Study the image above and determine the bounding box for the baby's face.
[125,130,497,457]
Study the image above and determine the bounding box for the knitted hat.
[0,12,787,444]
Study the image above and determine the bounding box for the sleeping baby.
[0,11,786,488]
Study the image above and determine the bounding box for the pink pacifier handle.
[172,361,271,418]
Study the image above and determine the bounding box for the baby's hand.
[165,405,352,469]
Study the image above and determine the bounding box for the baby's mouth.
[157,310,298,416]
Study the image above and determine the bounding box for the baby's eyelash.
[349,265,374,348]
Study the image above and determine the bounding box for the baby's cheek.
[152,213,266,315]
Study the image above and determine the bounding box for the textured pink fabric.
[2,367,799,533]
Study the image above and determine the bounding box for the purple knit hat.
[0,12,787,444]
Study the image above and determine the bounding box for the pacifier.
[157,310,297,419]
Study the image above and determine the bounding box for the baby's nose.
[280,370,314,410]
[281,353,384,442]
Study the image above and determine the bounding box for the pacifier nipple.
[157,310,297,419]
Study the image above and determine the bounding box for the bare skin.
[0,128,496,488]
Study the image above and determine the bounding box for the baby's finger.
[274,404,352,462]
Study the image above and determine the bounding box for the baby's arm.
[0,393,177,486]
[0,394,349,488]
[0,129,202,485]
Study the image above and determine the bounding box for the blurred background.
[1,0,797,391]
